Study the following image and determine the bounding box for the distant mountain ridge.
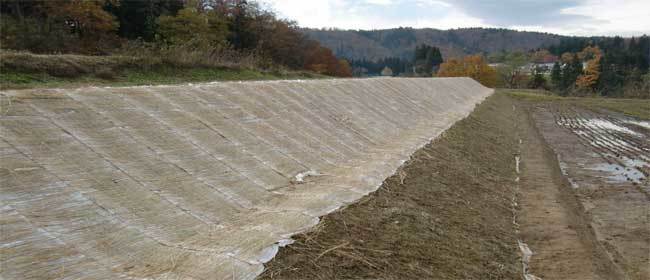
[301,27,567,61]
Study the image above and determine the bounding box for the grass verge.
[0,50,324,90]
[261,93,522,279]
[504,89,650,120]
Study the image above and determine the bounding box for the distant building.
[489,62,561,75]
[353,67,369,77]
[381,66,394,77]
[524,62,556,74]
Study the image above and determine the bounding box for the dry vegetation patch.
[0,50,145,77]
[504,89,650,120]
[261,93,522,279]
[0,50,323,90]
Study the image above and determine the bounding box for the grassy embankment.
[0,51,324,90]
[504,89,650,120]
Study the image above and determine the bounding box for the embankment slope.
[0,78,491,279]
[261,92,522,279]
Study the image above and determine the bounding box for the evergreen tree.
[598,52,625,96]
[559,54,582,93]
[226,0,258,50]
[631,35,650,73]
[105,0,184,41]
[428,47,443,72]
[413,44,443,76]
[528,66,548,89]
[551,62,562,89]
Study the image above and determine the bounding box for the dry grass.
[0,50,146,78]
[114,40,262,70]
[0,50,324,89]
[504,89,650,120]
[260,93,522,280]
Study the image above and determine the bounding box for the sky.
[261,0,650,37]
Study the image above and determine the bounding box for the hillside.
[302,27,565,61]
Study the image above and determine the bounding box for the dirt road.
[526,104,649,280]
[516,105,625,279]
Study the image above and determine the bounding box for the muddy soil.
[260,93,522,279]
[515,105,625,280]
[527,104,649,280]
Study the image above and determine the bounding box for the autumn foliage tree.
[156,6,228,47]
[495,51,528,88]
[0,0,353,77]
[575,46,602,91]
[303,43,352,77]
[530,49,557,63]
[437,55,497,87]
[46,0,118,36]
[336,59,353,77]
[1,0,119,53]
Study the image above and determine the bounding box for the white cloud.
[262,0,650,36]
[559,0,650,36]
[262,0,333,27]
[363,0,393,5]
[401,10,487,30]
[262,0,482,30]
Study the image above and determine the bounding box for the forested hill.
[302,27,565,60]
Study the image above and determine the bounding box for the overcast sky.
[261,0,650,36]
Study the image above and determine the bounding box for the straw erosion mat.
[262,93,523,280]
[0,78,492,279]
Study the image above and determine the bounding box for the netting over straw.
[1,77,492,280]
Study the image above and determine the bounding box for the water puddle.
[587,162,646,183]
[624,120,650,130]
[620,156,650,169]
[518,240,543,280]
[558,117,641,137]
[557,155,580,188]
[556,115,648,184]
[582,119,640,136]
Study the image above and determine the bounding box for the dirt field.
[261,92,649,280]
[524,103,649,279]
[516,105,625,279]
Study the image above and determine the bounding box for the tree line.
[548,36,649,97]
[346,44,497,88]
[489,36,649,97]
[348,44,443,77]
[349,57,412,77]
[342,35,648,98]
[437,55,497,87]
[0,0,352,77]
